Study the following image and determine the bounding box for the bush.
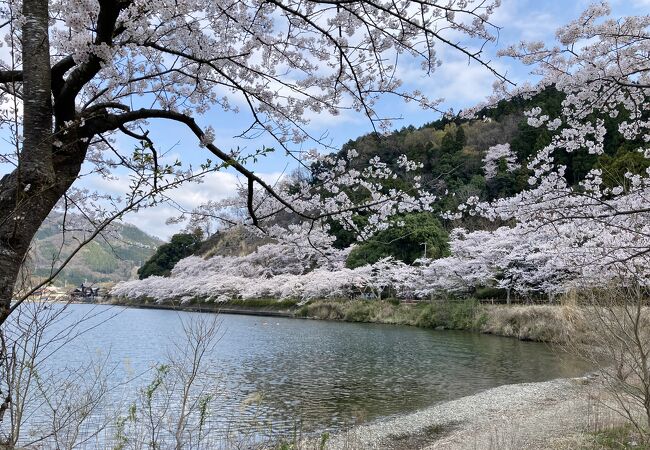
[448,298,483,329]
[480,305,579,342]
[343,301,374,322]
[296,301,347,320]
[590,424,646,449]
[474,286,508,300]
[413,303,441,328]
[411,299,484,330]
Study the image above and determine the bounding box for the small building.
[69,283,100,301]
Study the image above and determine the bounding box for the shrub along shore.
[106,296,583,343]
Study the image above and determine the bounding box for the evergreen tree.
[346,213,449,268]
[138,231,203,279]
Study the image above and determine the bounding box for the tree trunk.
[0,0,51,324]
[0,0,86,325]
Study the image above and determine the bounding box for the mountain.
[194,87,646,262]
[29,214,163,286]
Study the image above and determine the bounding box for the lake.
[20,303,589,446]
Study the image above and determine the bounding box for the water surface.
[39,303,589,440]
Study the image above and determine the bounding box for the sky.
[61,0,650,239]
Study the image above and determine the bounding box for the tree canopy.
[0,0,505,324]
[346,213,449,268]
[138,232,203,280]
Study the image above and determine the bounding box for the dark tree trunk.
[0,0,87,325]
[0,0,52,324]
[0,0,130,325]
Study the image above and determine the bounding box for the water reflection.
[46,304,589,439]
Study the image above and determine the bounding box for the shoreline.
[95,297,583,344]
[324,374,607,450]
[103,300,296,318]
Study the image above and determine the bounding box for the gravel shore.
[326,375,608,450]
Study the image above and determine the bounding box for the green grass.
[588,424,647,449]
[121,295,487,332]
[114,296,300,311]
[296,298,486,331]
[224,298,300,309]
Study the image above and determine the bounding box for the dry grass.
[480,304,586,343]
[291,299,594,343]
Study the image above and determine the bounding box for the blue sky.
[55,1,650,238]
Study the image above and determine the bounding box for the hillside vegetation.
[126,87,649,303]
[189,88,644,265]
[31,213,163,286]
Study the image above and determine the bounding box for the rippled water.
[36,303,589,441]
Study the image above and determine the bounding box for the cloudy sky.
[78,0,647,240]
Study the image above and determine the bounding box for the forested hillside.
[31,214,163,286]
[330,87,643,239]
[132,86,649,294]
[317,87,647,274]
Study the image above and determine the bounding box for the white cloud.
[491,1,562,42]
[85,170,285,240]
[154,170,286,239]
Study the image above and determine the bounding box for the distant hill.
[194,87,646,260]
[30,214,163,286]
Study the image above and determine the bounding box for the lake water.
[26,303,589,445]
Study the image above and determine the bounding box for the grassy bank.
[108,296,584,343]
[295,299,583,342]
[295,298,486,330]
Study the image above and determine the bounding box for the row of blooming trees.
[118,0,650,304]
[110,222,581,303]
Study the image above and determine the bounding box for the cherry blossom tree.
[482,143,519,179]
[0,0,509,325]
[170,149,437,244]
[451,2,650,293]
